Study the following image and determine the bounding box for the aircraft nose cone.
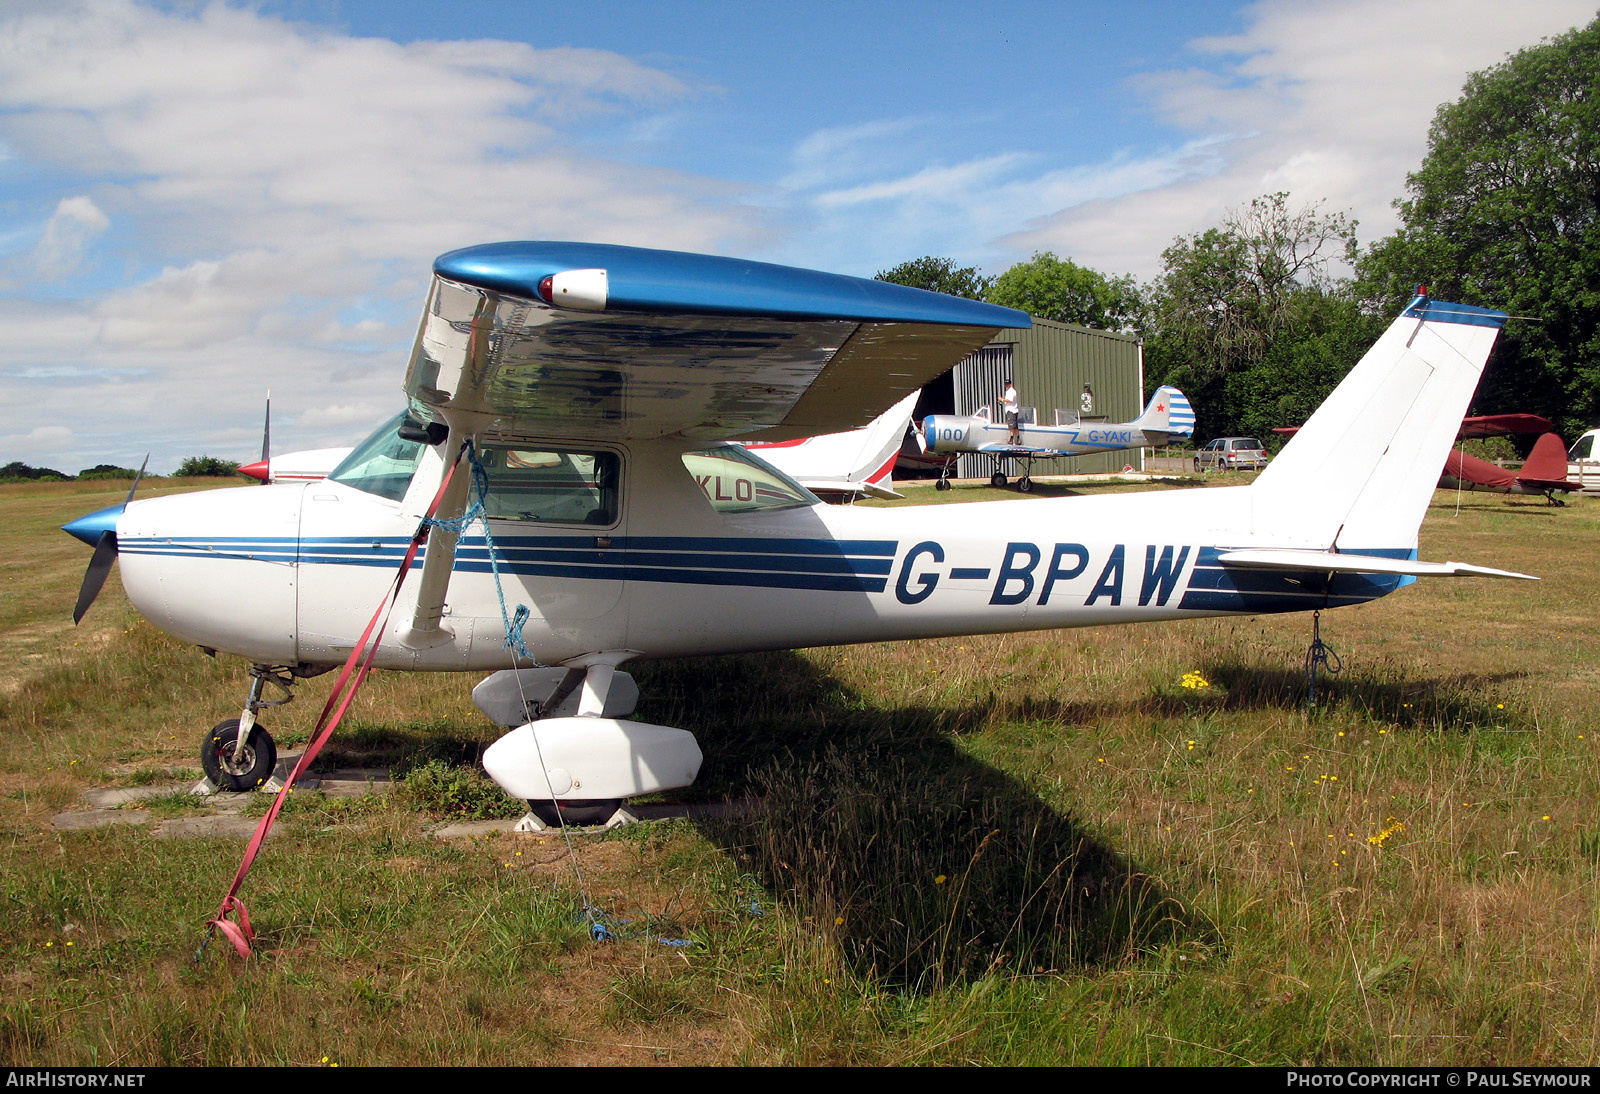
[62,504,123,547]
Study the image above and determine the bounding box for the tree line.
[1,456,241,483]
[878,18,1600,446]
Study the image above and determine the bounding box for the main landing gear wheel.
[1017,475,1034,493]
[1193,457,1202,472]
[526,798,625,828]
[990,471,1008,488]
[935,477,952,491]
[201,719,277,792]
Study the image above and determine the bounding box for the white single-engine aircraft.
[63,242,1531,824]
[744,389,918,499]
[922,384,1195,491]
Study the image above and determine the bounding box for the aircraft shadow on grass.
[309,650,1527,988]
[631,651,1201,988]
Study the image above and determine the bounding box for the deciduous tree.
[1358,18,1600,440]
[1143,193,1371,441]
[985,251,1139,331]
[874,256,992,300]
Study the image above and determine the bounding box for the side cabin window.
[478,446,620,526]
[682,445,817,514]
[327,412,426,502]
[1572,435,1595,461]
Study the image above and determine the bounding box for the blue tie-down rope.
[421,442,535,664]
[580,904,699,948]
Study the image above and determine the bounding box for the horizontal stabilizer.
[797,476,903,499]
[1217,548,1536,581]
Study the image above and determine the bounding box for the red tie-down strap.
[207,444,467,958]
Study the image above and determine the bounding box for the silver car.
[1194,436,1269,472]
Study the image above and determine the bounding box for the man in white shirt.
[1002,379,1020,445]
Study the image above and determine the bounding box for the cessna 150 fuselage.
[63,242,1529,819]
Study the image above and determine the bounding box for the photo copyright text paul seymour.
[1286,1074,1593,1088]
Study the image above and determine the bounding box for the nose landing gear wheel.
[201,719,278,792]
[935,478,951,491]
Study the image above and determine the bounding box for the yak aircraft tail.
[1133,385,1194,442]
[1247,293,1508,557]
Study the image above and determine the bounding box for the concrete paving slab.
[205,792,256,813]
[434,819,520,838]
[52,809,152,830]
[82,784,189,808]
[153,815,283,840]
[317,769,393,798]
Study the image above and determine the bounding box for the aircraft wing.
[973,442,1067,457]
[404,242,1029,443]
[1458,413,1554,439]
[1217,548,1536,580]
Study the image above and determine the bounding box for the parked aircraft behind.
[237,447,353,485]
[61,246,1529,834]
[922,385,1193,490]
[1441,431,1579,504]
[237,393,918,501]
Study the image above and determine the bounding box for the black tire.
[526,798,624,827]
[201,719,277,792]
[1017,475,1033,493]
[1192,457,1202,473]
[990,471,1007,488]
[935,478,951,491]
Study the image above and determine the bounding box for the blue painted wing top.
[408,242,1031,442]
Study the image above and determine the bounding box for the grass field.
[1,474,1597,1066]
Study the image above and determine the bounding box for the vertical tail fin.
[1250,295,1506,550]
[1518,432,1571,484]
[1136,385,1194,438]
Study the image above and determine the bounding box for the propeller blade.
[124,455,147,506]
[260,392,271,483]
[73,530,119,624]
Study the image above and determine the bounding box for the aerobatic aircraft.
[62,243,1531,824]
[921,385,1194,491]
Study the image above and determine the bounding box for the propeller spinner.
[62,456,146,624]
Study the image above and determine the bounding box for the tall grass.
[2,481,1598,1064]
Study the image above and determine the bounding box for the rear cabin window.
[478,446,620,526]
[328,412,426,502]
[683,446,817,514]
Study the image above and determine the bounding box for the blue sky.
[1,0,1593,472]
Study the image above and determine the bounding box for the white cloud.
[31,196,109,279]
[0,0,765,473]
[768,0,1595,282]
[1005,0,1598,278]
[3,425,75,456]
[298,403,385,430]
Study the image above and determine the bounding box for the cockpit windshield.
[327,412,427,502]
